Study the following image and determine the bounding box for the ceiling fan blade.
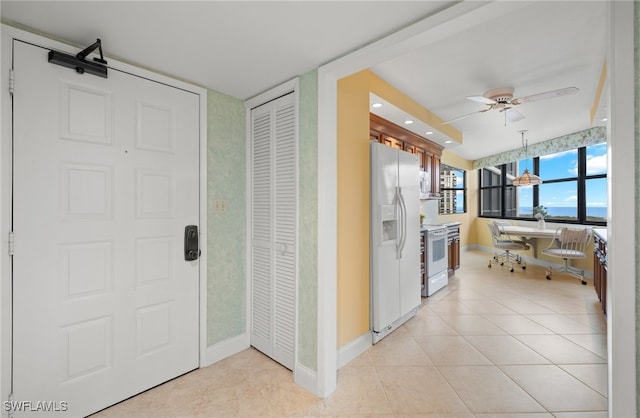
[466,95,497,105]
[504,107,525,123]
[442,107,491,125]
[511,87,579,105]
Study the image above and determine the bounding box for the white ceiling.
[1,1,451,98]
[370,1,607,160]
[1,1,607,161]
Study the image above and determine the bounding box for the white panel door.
[250,93,297,370]
[11,40,200,417]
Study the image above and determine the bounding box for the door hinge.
[9,69,15,95]
[8,231,14,256]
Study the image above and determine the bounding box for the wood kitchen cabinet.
[380,134,403,150]
[446,223,461,276]
[593,230,607,316]
[370,113,443,195]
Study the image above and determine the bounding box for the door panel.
[272,102,296,368]
[11,40,200,417]
[250,107,274,360]
[250,93,297,370]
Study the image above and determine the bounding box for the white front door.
[11,39,200,417]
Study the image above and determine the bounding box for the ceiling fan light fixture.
[443,86,579,126]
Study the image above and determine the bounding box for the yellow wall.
[336,71,372,347]
[336,70,465,348]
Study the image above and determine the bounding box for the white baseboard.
[294,362,318,396]
[204,333,250,367]
[337,331,372,369]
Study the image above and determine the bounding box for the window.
[479,165,502,217]
[440,164,466,214]
[585,142,607,222]
[479,142,607,225]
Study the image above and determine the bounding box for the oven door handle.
[431,229,448,238]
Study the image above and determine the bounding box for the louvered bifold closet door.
[250,92,297,370]
[250,107,273,358]
[272,101,296,368]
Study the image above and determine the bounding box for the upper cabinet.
[370,113,443,196]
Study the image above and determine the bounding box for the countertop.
[593,227,607,242]
[440,222,461,227]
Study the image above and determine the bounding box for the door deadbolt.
[184,225,200,261]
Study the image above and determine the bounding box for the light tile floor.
[94,250,607,417]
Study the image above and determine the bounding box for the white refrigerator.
[370,141,421,344]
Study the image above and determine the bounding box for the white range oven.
[422,224,449,296]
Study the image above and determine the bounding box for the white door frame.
[317,2,637,415]
[606,2,636,417]
[0,25,208,413]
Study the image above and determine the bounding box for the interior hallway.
[93,249,607,417]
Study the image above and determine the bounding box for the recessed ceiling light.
[601,117,608,122]
[445,140,453,144]
[404,120,414,125]
[425,131,434,135]
[371,103,383,108]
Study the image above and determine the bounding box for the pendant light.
[512,130,543,186]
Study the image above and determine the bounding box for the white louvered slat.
[272,101,296,367]
[252,112,272,243]
[251,247,272,343]
[250,92,297,370]
[251,109,273,354]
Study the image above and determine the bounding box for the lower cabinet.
[593,231,607,316]
[446,223,461,276]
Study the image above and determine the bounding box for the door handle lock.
[184,225,200,261]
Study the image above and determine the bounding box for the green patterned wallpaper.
[205,78,320,372]
[206,89,247,346]
[298,70,319,371]
[473,126,607,170]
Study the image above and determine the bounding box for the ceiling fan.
[442,86,579,125]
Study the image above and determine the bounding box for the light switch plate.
[214,199,226,213]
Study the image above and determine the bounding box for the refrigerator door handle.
[397,186,407,258]
[395,187,402,259]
